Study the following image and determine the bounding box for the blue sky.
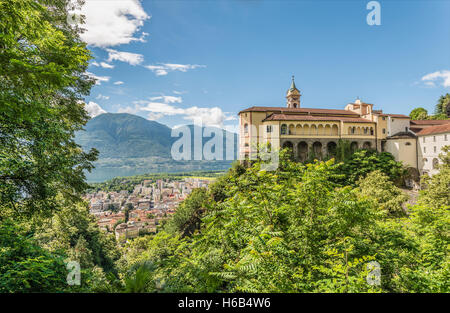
[80,0,450,131]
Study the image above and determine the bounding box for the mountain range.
[75,113,238,182]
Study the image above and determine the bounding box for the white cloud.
[96,94,110,100]
[100,62,114,69]
[106,49,144,66]
[421,70,450,88]
[114,81,124,85]
[86,71,110,85]
[85,101,107,117]
[144,63,206,76]
[135,100,233,127]
[117,105,140,114]
[91,61,114,69]
[77,0,150,48]
[149,95,182,103]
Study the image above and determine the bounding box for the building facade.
[238,78,450,175]
[416,124,450,175]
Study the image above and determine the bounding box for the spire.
[289,75,298,92]
[286,75,301,108]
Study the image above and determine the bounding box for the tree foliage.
[117,149,449,293]
[336,149,406,186]
[409,107,429,120]
[0,0,97,219]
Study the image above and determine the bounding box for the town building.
[416,123,450,176]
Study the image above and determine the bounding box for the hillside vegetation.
[116,147,449,293]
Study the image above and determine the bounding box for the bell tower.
[286,75,301,108]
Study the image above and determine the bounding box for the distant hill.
[75,113,238,182]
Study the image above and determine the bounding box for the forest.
[0,0,448,293]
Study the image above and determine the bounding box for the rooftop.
[415,123,450,136]
[263,113,374,123]
[410,120,450,125]
[239,106,360,116]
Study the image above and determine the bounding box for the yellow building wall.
[385,138,417,168]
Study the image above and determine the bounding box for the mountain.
[75,113,238,182]
[76,113,173,158]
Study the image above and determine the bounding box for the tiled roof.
[239,106,360,116]
[415,123,450,136]
[263,113,374,123]
[410,120,450,125]
[387,131,417,139]
[378,113,410,118]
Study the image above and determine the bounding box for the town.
[84,177,213,242]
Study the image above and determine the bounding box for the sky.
[78,0,450,132]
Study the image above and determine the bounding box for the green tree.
[0,219,68,292]
[435,93,450,116]
[337,149,406,186]
[409,107,428,120]
[124,203,133,223]
[166,188,210,237]
[356,170,408,216]
[0,0,97,219]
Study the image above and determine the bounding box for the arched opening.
[432,158,439,169]
[288,124,295,135]
[281,124,287,135]
[282,141,294,159]
[350,141,358,152]
[303,124,310,135]
[370,127,374,135]
[363,141,371,149]
[298,141,308,162]
[296,124,302,135]
[310,124,317,135]
[324,124,331,135]
[327,141,337,158]
[331,124,339,136]
[318,124,324,135]
[312,141,323,159]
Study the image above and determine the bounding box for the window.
[445,134,448,141]
[433,136,436,142]
[405,142,411,146]
[266,125,272,133]
[405,127,408,132]
[382,117,386,120]
[392,118,395,122]
[382,128,386,134]
[423,137,425,143]
[424,147,426,153]
[281,124,287,135]
[244,123,248,134]
[434,146,437,153]
[364,128,368,135]
[370,128,374,135]
[351,127,355,134]
[432,158,439,169]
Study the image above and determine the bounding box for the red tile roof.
[415,123,450,136]
[263,113,374,123]
[411,120,450,125]
[239,106,360,116]
[378,113,410,118]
